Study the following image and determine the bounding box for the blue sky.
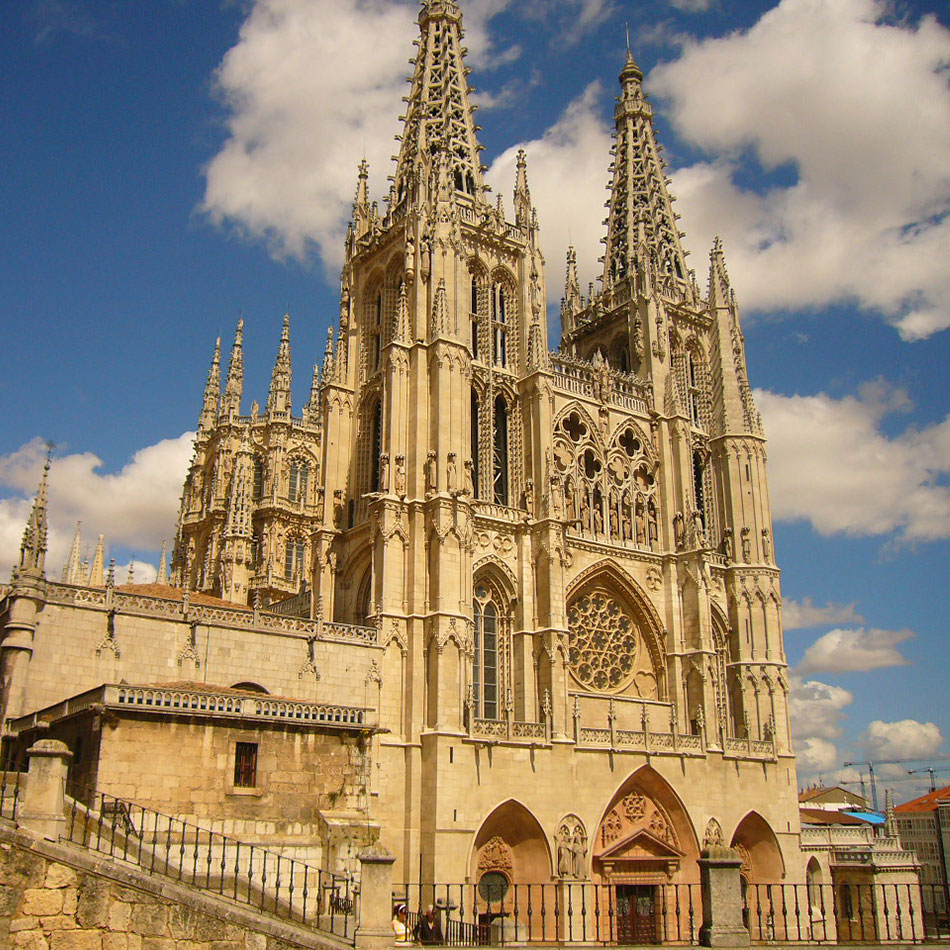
[1,0,948,797]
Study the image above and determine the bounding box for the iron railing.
[745,882,928,944]
[396,882,700,945]
[65,787,356,943]
[0,767,23,821]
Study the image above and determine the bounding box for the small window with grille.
[234,742,258,788]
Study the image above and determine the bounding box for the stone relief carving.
[555,815,588,879]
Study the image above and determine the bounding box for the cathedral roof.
[115,583,251,611]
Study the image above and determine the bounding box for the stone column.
[356,843,396,950]
[18,739,72,842]
[699,846,750,947]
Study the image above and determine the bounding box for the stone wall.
[0,824,342,950]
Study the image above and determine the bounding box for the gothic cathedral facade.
[3,0,801,891]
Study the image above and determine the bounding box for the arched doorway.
[592,767,700,943]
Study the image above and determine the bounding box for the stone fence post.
[356,843,396,950]
[698,845,750,947]
[18,738,72,841]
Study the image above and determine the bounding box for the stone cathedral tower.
[167,0,799,886]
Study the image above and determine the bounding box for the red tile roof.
[116,583,252,610]
[895,785,950,814]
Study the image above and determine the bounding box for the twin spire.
[389,0,486,210]
[198,313,310,429]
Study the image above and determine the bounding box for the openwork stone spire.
[602,50,689,291]
[390,0,486,210]
[222,318,244,417]
[224,430,254,539]
[267,314,293,415]
[62,522,83,584]
[18,449,51,577]
[199,337,221,431]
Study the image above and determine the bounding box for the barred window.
[234,742,258,788]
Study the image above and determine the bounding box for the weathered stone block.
[11,917,40,932]
[46,864,79,889]
[102,934,128,950]
[23,887,65,916]
[12,932,50,950]
[193,916,228,941]
[108,900,132,932]
[167,903,198,939]
[40,915,80,931]
[49,932,104,950]
[140,939,176,950]
[129,903,168,937]
[76,878,112,929]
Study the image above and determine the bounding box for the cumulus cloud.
[650,0,950,339]
[669,0,715,12]
[788,677,853,742]
[795,737,840,775]
[858,719,945,761]
[756,385,950,542]
[486,83,613,307]
[0,435,193,577]
[201,0,616,281]
[783,597,865,630]
[797,627,914,675]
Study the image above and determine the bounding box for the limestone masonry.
[3,0,824,913]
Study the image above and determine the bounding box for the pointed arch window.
[693,451,706,528]
[288,460,309,505]
[471,389,481,500]
[284,538,306,581]
[369,401,383,494]
[473,585,500,720]
[493,395,509,506]
[253,458,264,501]
[492,282,508,368]
[470,275,480,360]
[372,292,383,369]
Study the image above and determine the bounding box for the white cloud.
[486,83,613,307]
[202,0,415,271]
[797,627,914,675]
[756,385,950,542]
[0,434,193,578]
[796,737,840,775]
[858,719,944,761]
[669,0,714,12]
[783,597,865,630]
[202,0,616,298]
[650,0,950,339]
[788,677,853,742]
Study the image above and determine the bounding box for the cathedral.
[1,0,803,910]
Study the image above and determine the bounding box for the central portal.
[617,885,659,944]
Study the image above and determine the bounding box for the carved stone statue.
[333,490,344,527]
[426,451,438,496]
[316,488,325,522]
[523,479,534,517]
[721,527,734,559]
[462,459,474,497]
[550,476,563,517]
[379,453,390,494]
[635,497,646,544]
[395,455,407,496]
[741,527,752,562]
[446,453,457,493]
[761,527,772,560]
[692,509,706,548]
[673,511,686,549]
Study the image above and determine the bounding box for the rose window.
[568,591,640,692]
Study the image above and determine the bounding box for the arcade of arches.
[470,769,786,894]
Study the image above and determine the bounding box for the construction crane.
[842,756,950,811]
[906,766,950,792]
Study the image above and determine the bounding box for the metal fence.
[745,882,931,944]
[0,767,23,821]
[397,882,700,945]
[64,787,356,944]
[397,880,947,946]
